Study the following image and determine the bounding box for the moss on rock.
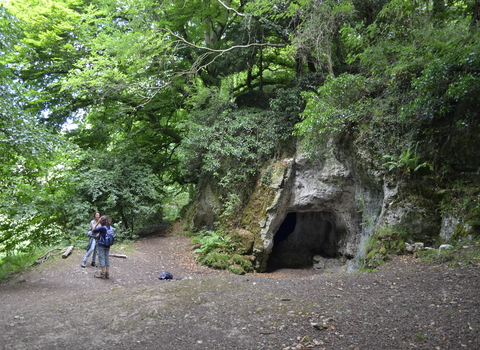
[363,225,408,269]
[230,229,255,255]
[240,179,277,236]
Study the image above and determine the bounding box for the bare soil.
[1,231,480,350]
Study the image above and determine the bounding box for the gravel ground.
[1,232,479,350]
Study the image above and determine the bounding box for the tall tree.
[1,4,90,253]
[5,0,89,128]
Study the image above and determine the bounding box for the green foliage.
[260,165,273,186]
[291,0,355,75]
[200,250,231,269]
[1,97,86,252]
[402,25,480,121]
[162,185,190,222]
[451,206,480,240]
[340,22,367,65]
[382,143,432,174]
[417,239,480,268]
[363,226,408,269]
[0,246,49,281]
[193,230,233,269]
[0,6,21,54]
[5,0,90,127]
[228,253,254,275]
[437,180,480,219]
[0,214,64,254]
[333,2,480,182]
[3,0,297,254]
[192,230,253,274]
[193,230,233,255]
[180,106,278,185]
[245,0,310,20]
[179,82,302,224]
[267,85,304,140]
[294,73,370,154]
[75,152,164,234]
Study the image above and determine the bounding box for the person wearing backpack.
[93,215,115,279]
[80,211,101,268]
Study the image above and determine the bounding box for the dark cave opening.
[274,212,297,245]
[267,211,338,270]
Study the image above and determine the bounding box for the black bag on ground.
[159,272,173,280]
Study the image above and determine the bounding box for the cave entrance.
[267,211,338,270]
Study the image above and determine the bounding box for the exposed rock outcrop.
[241,148,382,272]
[187,141,454,272]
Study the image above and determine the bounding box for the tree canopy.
[1,0,479,254]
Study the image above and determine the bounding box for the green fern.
[382,143,432,174]
[193,230,233,256]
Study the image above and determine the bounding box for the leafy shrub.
[193,230,233,256]
[294,73,370,155]
[403,26,480,121]
[178,86,300,224]
[200,250,231,269]
[76,155,164,236]
[192,230,253,274]
[0,247,49,281]
[179,107,287,187]
[452,206,480,241]
[439,182,480,224]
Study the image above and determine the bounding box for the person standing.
[80,211,101,268]
[93,215,114,279]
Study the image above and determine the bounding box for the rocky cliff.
[186,137,474,273]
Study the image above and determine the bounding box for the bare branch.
[163,29,285,53]
[215,0,250,17]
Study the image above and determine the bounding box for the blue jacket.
[93,226,112,248]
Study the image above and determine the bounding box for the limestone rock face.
[187,143,444,272]
[250,149,379,271]
[187,178,222,230]
[440,213,460,242]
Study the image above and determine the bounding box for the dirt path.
[1,234,480,350]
